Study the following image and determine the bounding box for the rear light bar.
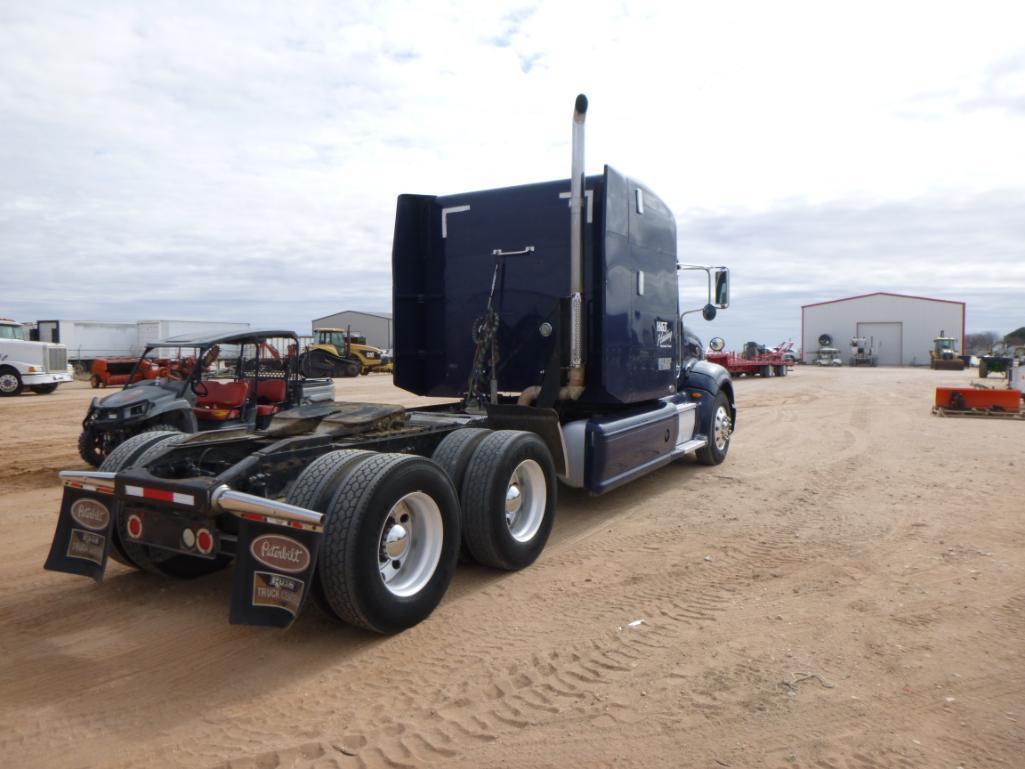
[59,471,116,495]
[58,471,324,534]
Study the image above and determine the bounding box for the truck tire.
[979,360,988,378]
[0,367,23,397]
[432,428,493,562]
[461,431,557,571]
[29,383,59,394]
[317,453,461,633]
[112,431,230,579]
[774,365,787,377]
[287,449,376,511]
[285,449,376,615]
[99,430,183,567]
[696,391,732,466]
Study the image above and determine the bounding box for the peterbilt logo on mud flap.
[69,498,110,531]
[44,489,116,581]
[656,320,673,348]
[231,519,322,628]
[250,534,311,573]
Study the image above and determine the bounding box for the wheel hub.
[505,483,523,518]
[376,492,443,598]
[504,460,546,542]
[0,374,18,393]
[713,406,732,450]
[383,522,409,560]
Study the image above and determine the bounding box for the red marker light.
[126,514,143,539]
[195,528,214,555]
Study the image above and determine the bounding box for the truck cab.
[0,317,74,396]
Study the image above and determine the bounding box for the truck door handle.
[491,246,536,257]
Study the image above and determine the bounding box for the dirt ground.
[1,367,1023,769]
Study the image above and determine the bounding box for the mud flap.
[43,488,117,582]
[229,517,322,629]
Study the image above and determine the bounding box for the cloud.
[0,1,1023,346]
[678,190,1025,346]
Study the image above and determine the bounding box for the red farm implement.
[706,340,794,378]
[90,356,195,388]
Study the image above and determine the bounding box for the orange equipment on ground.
[933,386,1023,418]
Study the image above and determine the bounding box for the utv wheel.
[461,431,556,571]
[30,383,59,394]
[431,428,492,562]
[696,391,733,466]
[90,374,102,388]
[78,429,105,467]
[0,367,22,397]
[317,453,461,633]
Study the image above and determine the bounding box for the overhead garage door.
[857,322,902,366]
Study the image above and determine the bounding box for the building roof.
[801,291,965,310]
[312,310,392,322]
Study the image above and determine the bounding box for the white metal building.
[312,311,393,349]
[801,292,965,366]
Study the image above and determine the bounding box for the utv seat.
[255,379,288,417]
[194,381,249,421]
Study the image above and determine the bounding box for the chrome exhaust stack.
[518,93,589,407]
[565,93,588,399]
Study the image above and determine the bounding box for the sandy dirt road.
[1,368,1023,769]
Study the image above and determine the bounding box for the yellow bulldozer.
[299,328,393,378]
[929,332,966,371]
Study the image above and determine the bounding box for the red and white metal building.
[801,292,966,366]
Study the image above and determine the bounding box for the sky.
[1,0,1023,351]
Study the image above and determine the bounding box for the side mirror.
[713,268,730,308]
[709,336,725,352]
[702,304,717,321]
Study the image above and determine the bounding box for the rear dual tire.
[460,431,557,571]
[288,451,461,634]
[100,430,230,578]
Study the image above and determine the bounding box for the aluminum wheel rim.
[377,491,443,598]
[505,459,546,543]
[713,406,732,451]
[0,374,18,393]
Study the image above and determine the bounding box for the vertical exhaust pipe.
[566,93,588,397]
[518,94,589,407]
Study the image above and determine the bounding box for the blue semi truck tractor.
[44,95,735,634]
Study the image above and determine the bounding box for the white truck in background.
[0,318,74,396]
